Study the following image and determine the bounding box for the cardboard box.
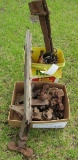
[8,81,70,128]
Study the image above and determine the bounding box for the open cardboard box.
[8,81,70,128]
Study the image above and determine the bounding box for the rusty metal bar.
[29,0,52,52]
[39,16,51,51]
[41,0,54,53]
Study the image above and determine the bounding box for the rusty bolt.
[39,91,47,101]
[55,111,64,119]
[47,94,52,101]
[57,89,64,97]
[59,103,64,111]
[42,108,53,120]
[43,83,49,90]
[51,98,58,106]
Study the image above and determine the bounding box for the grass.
[0,0,78,159]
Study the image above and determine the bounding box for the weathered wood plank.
[19,30,32,140]
[24,30,32,124]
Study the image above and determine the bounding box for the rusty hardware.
[38,48,58,64]
[38,51,58,64]
[8,141,33,157]
[32,107,42,120]
[10,84,65,122]
[31,84,65,120]
[42,108,53,120]
[29,0,58,64]
[29,0,52,52]
[9,105,24,116]
[32,98,49,105]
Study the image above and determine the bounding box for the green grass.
[0,0,78,159]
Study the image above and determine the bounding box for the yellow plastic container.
[31,47,65,80]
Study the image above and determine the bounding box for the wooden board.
[24,30,32,124]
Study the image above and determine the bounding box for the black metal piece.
[43,52,58,64]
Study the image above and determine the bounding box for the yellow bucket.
[31,47,65,79]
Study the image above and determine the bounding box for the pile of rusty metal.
[32,84,64,120]
[10,83,65,121]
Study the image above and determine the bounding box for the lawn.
[0,0,78,160]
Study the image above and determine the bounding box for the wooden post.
[24,30,32,124]
[19,30,32,140]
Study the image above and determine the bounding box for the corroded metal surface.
[29,0,53,52]
[29,0,58,63]
[8,141,33,157]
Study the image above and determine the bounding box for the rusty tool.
[29,0,58,63]
[41,0,54,52]
[29,0,52,52]
[8,31,33,157]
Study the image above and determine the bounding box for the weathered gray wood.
[24,30,32,124]
[19,30,32,140]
